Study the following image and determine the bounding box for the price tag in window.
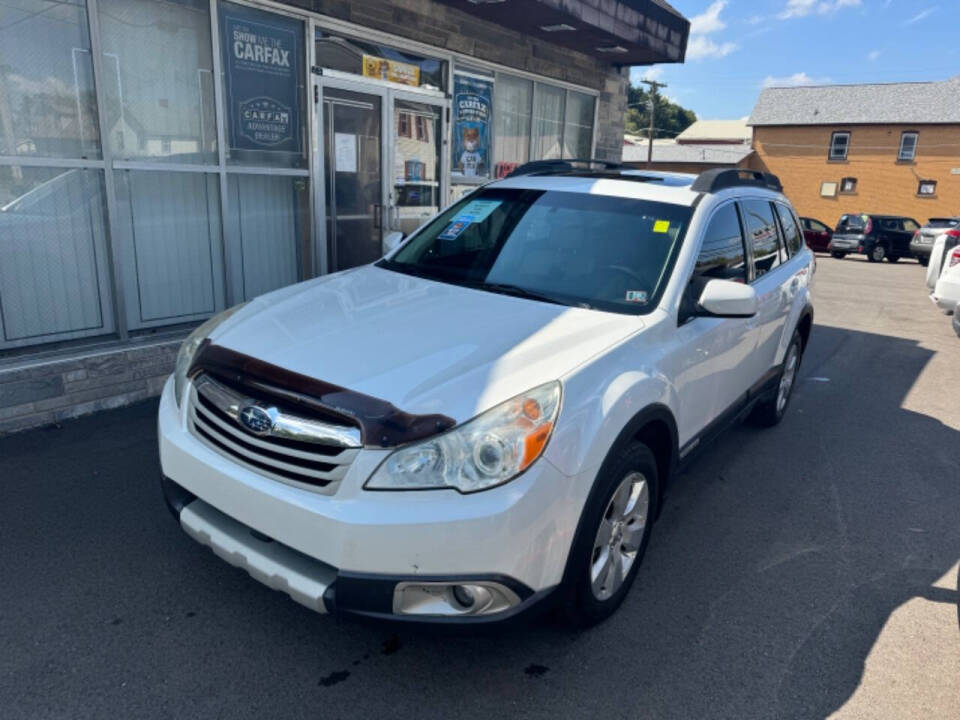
[653,220,670,233]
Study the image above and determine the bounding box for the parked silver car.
[911,218,959,267]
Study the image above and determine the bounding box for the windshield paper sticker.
[625,290,648,304]
[653,220,670,233]
[438,219,471,240]
[452,199,501,225]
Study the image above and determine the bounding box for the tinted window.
[926,218,960,229]
[879,218,899,232]
[741,200,782,278]
[810,219,828,232]
[776,203,803,256]
[694,203,747,283]
[836,214,866,233]
[382,188,692,314]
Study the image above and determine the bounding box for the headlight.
[365,382,561,493]
[173,303,247,407]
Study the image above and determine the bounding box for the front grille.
[187,374,361,493]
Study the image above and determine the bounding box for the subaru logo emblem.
[238,405,274,436]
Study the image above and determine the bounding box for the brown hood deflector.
[189,341,456,448]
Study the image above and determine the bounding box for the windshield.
[378,188,692,314]
[926,218,959,229]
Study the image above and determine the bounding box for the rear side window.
[695,203,747,283]
[741,199,782,278]
[902,219,919,232]
[775,203,803,256]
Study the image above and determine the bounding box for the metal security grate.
[187,374,361,493]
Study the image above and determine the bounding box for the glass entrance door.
[322,87,383,272]
[389,98,444,236]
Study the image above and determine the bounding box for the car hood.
[211,265,642,423]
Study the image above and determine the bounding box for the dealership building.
[0,0,689,432]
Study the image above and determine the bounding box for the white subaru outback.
[158,163,814,626]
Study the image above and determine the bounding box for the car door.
[739,198,793,387]
[668,201,757,443]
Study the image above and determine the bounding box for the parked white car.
[925,228,960,314]
[158,163,815,625]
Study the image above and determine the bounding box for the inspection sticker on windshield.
[625,290,648,304]
[653,220,671,233]
[452,199,501,225]
[438,219,471,240]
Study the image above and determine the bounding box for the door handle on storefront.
[373,204,381,229]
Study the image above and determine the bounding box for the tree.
[625,82,697,139]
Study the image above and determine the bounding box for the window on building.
[532,83,566,160]
[492,74,533,178]
[398,113,412,138]
[829,131,850,160]
[840,177,857,193]
[898,132,918,161]
[562,91,595,159]
[741,200,782,278]
[775,203,803,257]
[918,180,937,196]
[314,31,446,91]
[820,181,838,197]
[99,0,217,164]
[694,204,747,283]
[415,116,428,142]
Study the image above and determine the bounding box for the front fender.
[544,362,677,479]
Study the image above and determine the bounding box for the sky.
[629,0,960,121]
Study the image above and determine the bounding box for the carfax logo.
[239,96,292,146]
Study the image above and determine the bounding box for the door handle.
[373,203,381,230]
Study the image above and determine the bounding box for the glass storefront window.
[0,0,100,158]
[227,174,309,300]
[532,83,565,161]
[114,170,224,326]
[563,91,595,159]
[316,31,446,92]
[492,74,532,178]
[0,166,113,345]
[394,100,441,235]
[220,2,307,169]
[97,0,217,164]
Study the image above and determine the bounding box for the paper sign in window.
[334,133,357,173]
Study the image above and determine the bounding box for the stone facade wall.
[0,342,178,435]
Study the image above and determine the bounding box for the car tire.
[887,255,900,263]
[561,442,658,627]
[750,330,802,428]
[830,251,846,259]
[868,244,886,263]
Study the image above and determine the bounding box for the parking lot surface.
[2,256,958,720]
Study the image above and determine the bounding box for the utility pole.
[641,79,667,169]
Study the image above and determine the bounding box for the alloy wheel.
[872,245,886,262]
[777,343,799,413]
[590,472,650,601]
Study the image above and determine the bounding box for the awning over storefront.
[433,0,689,65]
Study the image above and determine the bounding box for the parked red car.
[800,217,833,252]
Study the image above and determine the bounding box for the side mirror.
[697,279,758,318]
[382,231,404,256]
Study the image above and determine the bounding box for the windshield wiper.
[467,281,567,306]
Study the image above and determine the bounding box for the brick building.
[748,78,960,225]
[0,0,690,433]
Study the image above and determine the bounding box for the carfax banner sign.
[220,3,301,153]
[452,73,492,179]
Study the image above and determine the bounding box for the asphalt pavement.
[2,256,958,719]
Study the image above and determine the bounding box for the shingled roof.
[748,77,960,126]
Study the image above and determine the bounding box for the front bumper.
[157,377,589,622]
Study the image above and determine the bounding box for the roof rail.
[506,158,623,177]
[691,168,783,194]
